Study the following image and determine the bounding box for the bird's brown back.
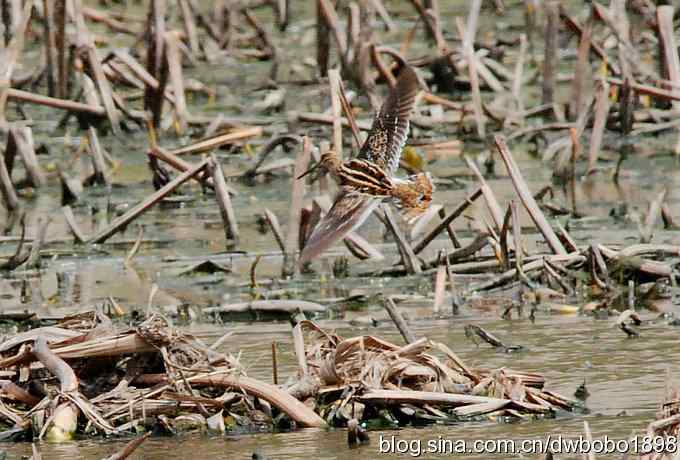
[336,159,394,196]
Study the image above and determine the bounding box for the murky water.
[2,0,680,458]
[2,315,679,459]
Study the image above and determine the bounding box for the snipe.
[298,66,433,264]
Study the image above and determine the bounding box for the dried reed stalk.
[10,127,45,188]
[494,135,566,255]
[0,147,19,210]
[62,206,86,244]
[542,1,559,107]
[209,154,239,243]
[413,187,482,254]
[586,80,610,174]
[460,0,484,138]
[144,0,167,127]
[169,127,262,155]
[283,137,312,276]
[328,69,343,160]
[657,6,680,154]
[384,297,417,344]
[73,0,120,133]
[382,204,421,274]
[264,209,286,252]
[164,30,188,133]
[0,0,32,125]
[570,10,592,120]
[140,373,327,428]
[42,0,57,96]
[466,158,504,231]
[87,127,109,186]
[34,337,79,441]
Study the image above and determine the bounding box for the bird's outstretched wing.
[298,189,380,264]
[357,66,419,175]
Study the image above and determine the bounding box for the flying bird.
[298,66,432,264]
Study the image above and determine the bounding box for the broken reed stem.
[438,207,461,248]
[164,30,188,134]
[102,432,151,460]
[0,145,20,209]
[542,1,559,107]
[296,111,372,131]
[371,0,395,31]
[494,135,567,255]
[291,322,309,376]
[445,256,462,315]
[465,157,504,231]
[125,226,144,265]
[88,158,210,244]
[42,0,57,97]
[346,2,361,58]
[11,127,46,188]
[283,137,312,276]
[511,34,527,116]
[316,0,330,77]
[62,206,86,244]
[1,0,10,46]
[178,0,199,56]
[559,6,619,76]
[144,0,167,127]
[570,10,592,121]
[271,341,278,385]
[87,127,110,186]
[500,205,512,271]
[587,80,610,173]
[317,0,348,68]
[209,154,239,244]
[384,297,417,344]
[136,373,326,428]
[54,0,67,98]
[148,147,236,195]
[657,6,680,154]
[5,88,107,117]
[73,0,120,133]
[328,69,343,160]
[0,0,32,126]
[641,189,666,244]
[170,128,263,156]
[263,209,286,253]
[337,80,363,150]
[33,336,79,441]
[510,201,523,271]
[26,217,50,269]
[34,337,78,393]
[460,0,484,139]
[433,253,446,313]
[382,204,421,275]
[413,187,483,255]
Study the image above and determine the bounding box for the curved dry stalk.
[137,373,326,428]
[103,432,151,460]
[33,337,79,441]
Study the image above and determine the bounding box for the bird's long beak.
[296,161,323,180]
